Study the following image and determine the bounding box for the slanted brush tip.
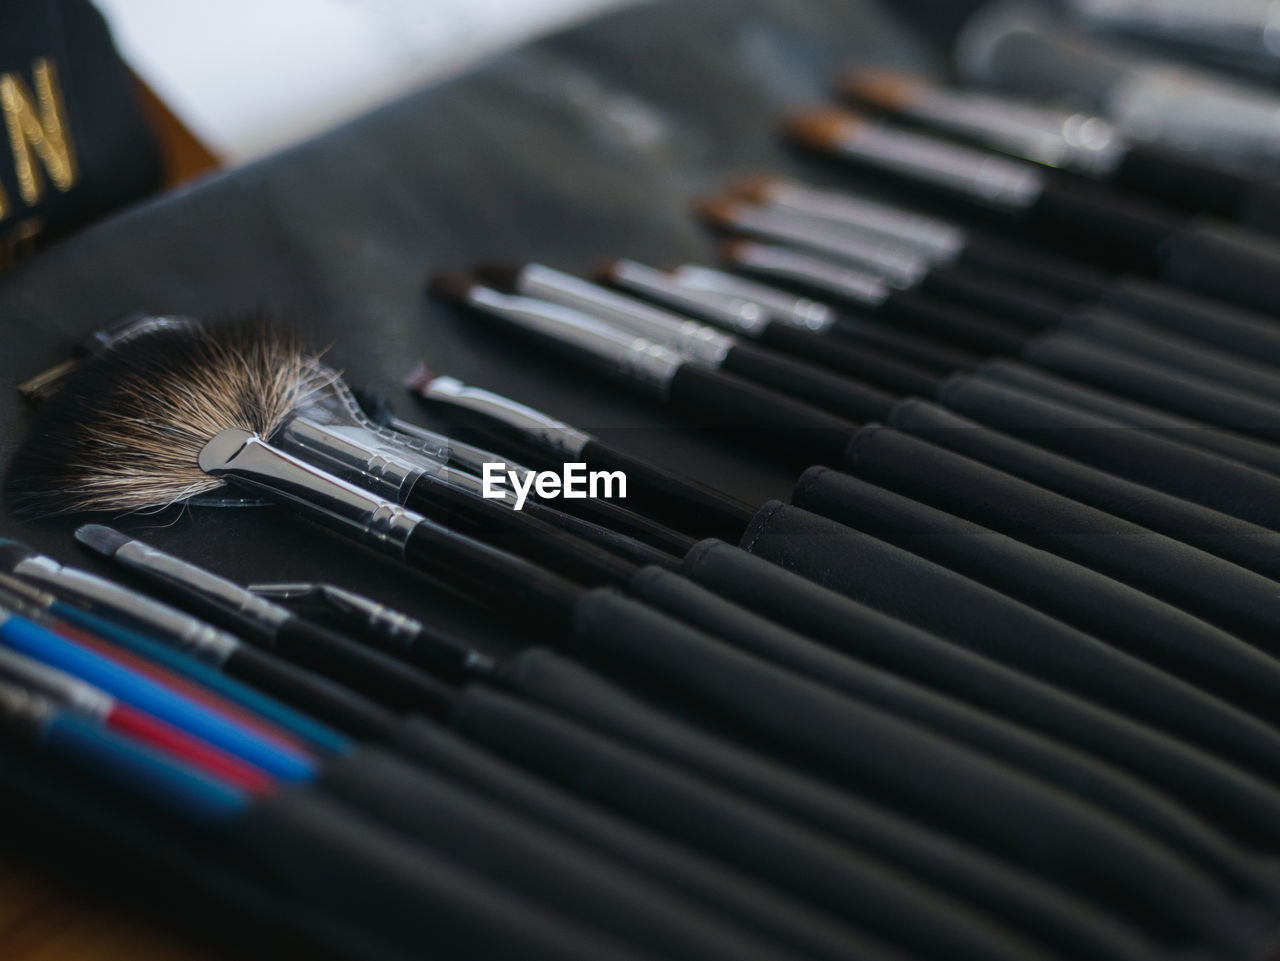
[837,66,926,111]
[73,524,132,558]
[782,107,862,151]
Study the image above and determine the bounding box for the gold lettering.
[1,58,78,207]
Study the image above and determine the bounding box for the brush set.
[13,1,1280,959]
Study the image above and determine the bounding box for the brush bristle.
[726,176,782,204]
[5,316,331,516]
[693,196,744,226]
[837,67,925,111]
[782,108,862,151]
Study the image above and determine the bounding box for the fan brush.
[4,316,594,625]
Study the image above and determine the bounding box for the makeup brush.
[404,372,754,543]
[76,525,498,686]
[838,67,1280,234]
[474,262,902,424]
[351,384,695,563]
[700,193,1071,332]
[783,108,1280,315]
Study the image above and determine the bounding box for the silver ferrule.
[315,585,425,649]
[303,376,453,465]
[0,647,113,719]
[898,86,1127,177]
[670,266,837,333]
[607,260,773,338]
[199,430,425,556]
[372,415,535,478]
[725,242,893,309]
[1072,0,1280,58]
[10,555,241,666]
[278,415,438,502]
[514,264,735,367]
[759,182,966,262]
[111,539,293,631]
[458,288,685,396]
[419,376,591,459]
[718,204,932,288]
[831,122,1047,212]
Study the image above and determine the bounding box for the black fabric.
[579,439,754,543]
[234,789,657,961]
[315,747,795,961]
[1157,219,1280,315]
[666,363,857,466]
[738,500,1280,781]
[977,358,1280,478]
[1019,330,1280,442]
[852,410,1280,647]
[628,563,1280,852]
[755,321,944,397]
[480,653,1242,953]
[791,467,1280,717]
[387,720,898,961]
[722,340,900,422]
[929,378,1280,542]
[1100,276,1280,366]
[1062,309,1280,407]
[0,0,161,259]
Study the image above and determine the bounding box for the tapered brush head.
[837,67,926,111]
[5,316,330,516]
[782,108,863,152]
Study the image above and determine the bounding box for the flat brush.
[427,273,858,467]
[700,193,1072,332]
[477,262,902,424]
[717,240,1280,448]
[351,385,693,564]
[839,67,1280,234]
[783,107,1280,315]
[73,526,467,712]
[78,525,497,686]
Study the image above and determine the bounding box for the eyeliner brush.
[427,274,858,467]
[783,108,1280,316]
[70,526,466,710]
[838,68,1280,235]
[476,263,902,424]
[77,525,497,686]
[699,193,1071,332]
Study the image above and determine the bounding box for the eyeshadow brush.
[783,108,1280,316]
[839,68,1280,235]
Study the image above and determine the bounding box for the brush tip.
[591,258,623,283]
[693,196,744,226]
[726,175,783,204]
[74,524,131,558]
[782,107,862,150]
[402,361,436,393]
[427,272,479,304]
[717,238,757,263]
[837,67,925,110]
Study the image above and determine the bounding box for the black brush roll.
[627,565,1280,855]
[848,410,1280,644]
[734,500,1280,780]
[1018,332,1280,442]
[976,359,1280,478]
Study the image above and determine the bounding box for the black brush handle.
[223,644,396,739]
[1112,143,1253,222]
[722,342,898,422]
[402,522,583,635]
[271,617,456,718]
[755,322,944,397]
[666,364,857,466]
[1157,219,1280,316]
[879,289,1029,355]
[517,498,682,569]
[405,477,639,587]
[578,439,755,544]
[827,315,983,373]
[919,264,1068,333]
[1028,177,1185,271]
[955,234,1111,303]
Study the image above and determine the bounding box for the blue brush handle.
[0,615,317,782]
[44,711,250,824]
[52,602,350,755]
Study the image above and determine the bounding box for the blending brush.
[783,107,1280,316]
[838,67,1280,234]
